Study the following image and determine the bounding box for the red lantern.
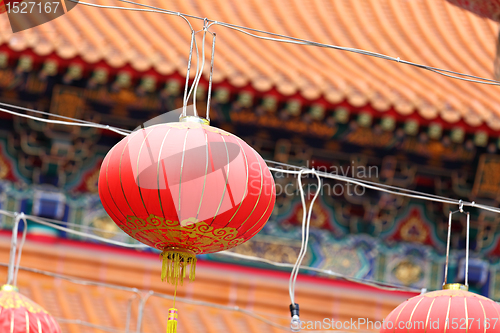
[0,284,61,333]
[447,0,500,21]
[98,116,276,281]
[382,208,499,333]
[381,284,500,333]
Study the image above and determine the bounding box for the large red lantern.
[98,116,275,275]
[99,117,276,278]
[0,284,61,333]
[381,284,500,333]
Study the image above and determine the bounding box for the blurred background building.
[0,0,499,331]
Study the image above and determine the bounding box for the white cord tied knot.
[459,199,464,213]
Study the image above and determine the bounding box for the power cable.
[63,0,500,87]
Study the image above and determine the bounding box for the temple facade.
[0,0,498,313]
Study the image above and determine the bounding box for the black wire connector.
[290,303,300,332]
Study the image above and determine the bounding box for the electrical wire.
[0,95,497,305]
[0,209,149,249]
[0,263,375,333]
[265,164,497,214]
[64,0,500,87]
[0,102,497,216]
[216,251,420,293]
[273,162,500,217]
[19,212,157,239]
[0,106,131,136]
[6,213,27,286]
[12,214,27,286]
[1,209,404,333]
[0,1,495,216]
[55,319,126,333]
[289,170,322,307]
[0,263,290,331]
[0,208,422,293]
[0,102,103,126]
[266,159,461,203]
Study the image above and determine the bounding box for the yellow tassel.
[167,308,178,333]
[160,248,197,285]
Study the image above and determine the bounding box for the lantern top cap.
[179,116,209,125]
[1,284,19,292]
[443,283,469,291]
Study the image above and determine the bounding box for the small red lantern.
[381,208,500,333]
[381,284,500,333]
[0,284,61,333]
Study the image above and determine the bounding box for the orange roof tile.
[1,0,499,128]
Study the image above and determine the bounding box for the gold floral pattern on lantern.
[167,122,201,130]
[423,289,491,300]
[0,291,48,313]
[121,214,245,254]
[202,125,233,136]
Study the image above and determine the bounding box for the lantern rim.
[179,115,210,125]
[442,283,469,291]
[162,247,196,257]
[0,284,18,292]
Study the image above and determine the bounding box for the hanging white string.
[443,200,471,288]
[13,213,28,287]
[289,169,321,328]
[183,19,216,120]
[6,213,27,286]
[182,31,196,118]
[191,21,208,118]
[206,32,216,122]
[183,30,203,118]
[63,0,500,87]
